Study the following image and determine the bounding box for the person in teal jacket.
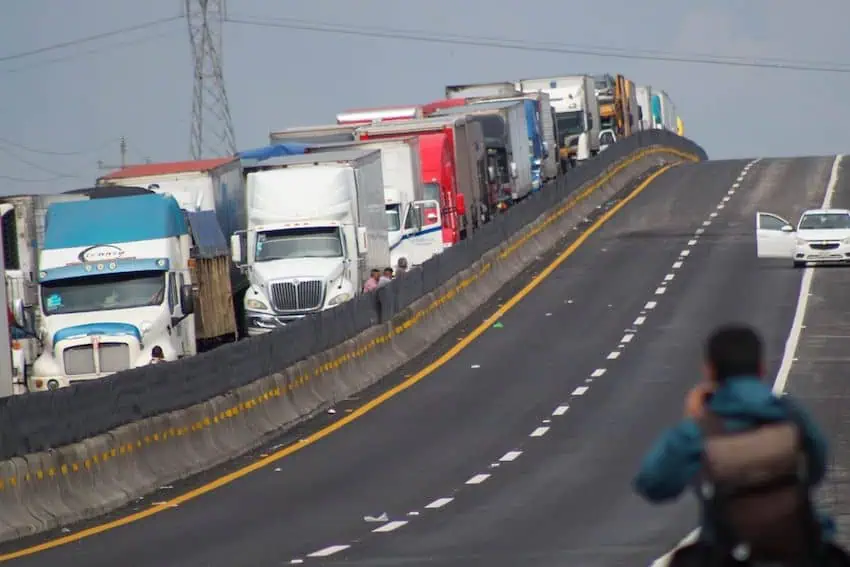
[633,324,836,546]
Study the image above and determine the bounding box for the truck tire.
[793,260,806,269]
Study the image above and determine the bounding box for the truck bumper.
[28,372,118,392]
[245,309,308,336]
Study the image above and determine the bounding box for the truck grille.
[269,280,325,312]
[63,342,131,375]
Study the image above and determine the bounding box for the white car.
[756,208,850,268]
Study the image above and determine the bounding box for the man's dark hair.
[705,324,763,382]
[151,345,164,359]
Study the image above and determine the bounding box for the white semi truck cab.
[233,149,389,335]
[29,194,202,391]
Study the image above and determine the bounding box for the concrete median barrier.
[0,133,706,544]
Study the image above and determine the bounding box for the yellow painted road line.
[0,163,676,562]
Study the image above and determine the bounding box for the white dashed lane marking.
[466,473,491,484]
[425,497,454,509]
[373,521,408,533]
[499,451,522,462]
[294,159,759,564]
[307,545,350,558]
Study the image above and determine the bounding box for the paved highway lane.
[782,156,850,547]
[330,157,837,567]
[3,157,835,567]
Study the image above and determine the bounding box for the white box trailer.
[303,138,443,269]
[269,124,357,145]
[517,75,600,162]
[445,82,520,99]
[235,149,389,334]
[635,85,653,131]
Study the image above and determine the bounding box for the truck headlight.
[327,293,352,307]
[246,298,269,311]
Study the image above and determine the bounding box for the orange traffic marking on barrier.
[0,152,687,562]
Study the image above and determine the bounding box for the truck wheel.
[793,260,806,269]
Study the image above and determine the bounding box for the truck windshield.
[556,111,585,136]
[423,183,441,203]
[41,271,166,315]
[256,226,343,261]
[386,205,401,232]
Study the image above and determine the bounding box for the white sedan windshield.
[799,213,850,230]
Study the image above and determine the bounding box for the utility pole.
[97,137,149,171]
[185,0,237,159]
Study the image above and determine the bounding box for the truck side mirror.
[11,298,25,329]
[357,226,369,252]
[487,165,496,181]
[230,231,245,264]
[180,284,195,315]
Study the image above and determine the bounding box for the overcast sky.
[2,0,849,195]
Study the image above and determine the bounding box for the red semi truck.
[355,116,488,244]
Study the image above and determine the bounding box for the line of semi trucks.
[0,73,682,396]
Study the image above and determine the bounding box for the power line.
[0,136,121,157]
[1,27,183,75]
[233,13,850,69]
[0,15,183,64]
[226,14,850,74]
[0,146,81,179]
[0,173,72,184]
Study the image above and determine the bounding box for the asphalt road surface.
[4,156,839,567]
